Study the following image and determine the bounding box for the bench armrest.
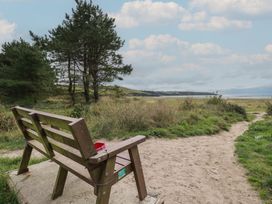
[88,135,146,164]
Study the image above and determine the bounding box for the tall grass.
[0,96,247,148]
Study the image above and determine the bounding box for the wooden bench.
[12,106,147,204]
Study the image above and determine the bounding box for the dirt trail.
[2,113,265,203]
[133,112,264,204]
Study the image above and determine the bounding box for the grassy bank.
[236,117,272,203]
[0,96,248,151]
[0,157,47,204]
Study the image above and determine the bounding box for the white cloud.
[190,43,226,55]
[190,0,272,15]
[179,16,251,31]
[0,18,15,39]
[113,0,253,31]
[128,34,227,56]
[265,44,272,53]
[112,0,185,28]
[118,34,272,91]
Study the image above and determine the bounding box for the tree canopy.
[0,39,55,104]
[31,0,132,103]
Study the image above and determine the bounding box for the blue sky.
[0,0,272,92]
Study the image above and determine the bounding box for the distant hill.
[128,90,216,97]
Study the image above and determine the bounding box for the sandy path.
[134,113,264,204]
[3,113,264,203]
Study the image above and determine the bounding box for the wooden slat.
[15,107,32,119]
[52,152,94,186]
[27,140,48,156]
[42,125,79,149]
[21,118,35,130]
[29,113,55,158]
[50,142,85,166]
[37,113,75,131]
[25,129,42,142]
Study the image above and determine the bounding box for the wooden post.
[29,113,54,158]
[52,166,68,200]
[129,146,147,201]
[17,144,33,175]
[96,157,116,204]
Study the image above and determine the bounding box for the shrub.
[181,98,194,110]
[207,95,224,105]
[266,102,272,116]
[222,103,247,119]
[0,106,16,131]
[69,104,89,118]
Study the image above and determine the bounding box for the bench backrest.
[12,106,99,180]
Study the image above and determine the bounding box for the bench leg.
[96,157,116,204]
[52,166,68,200]
[18,144,33,175]
[129,146,147,201]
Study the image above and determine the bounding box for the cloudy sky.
[0,0,272,92]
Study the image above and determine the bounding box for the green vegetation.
[0,157,47,204]
[236,117,272,203]
[0,96,247,151]
[31,0,132,104]
[0,39,55,105]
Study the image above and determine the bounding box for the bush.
[266,102,272,116]
[69,104,89,118]
[181,98,194,110]
[207,95,224,105]
[0,106,16,131]
[222,103,247,119]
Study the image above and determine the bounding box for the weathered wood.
[50,142,85,166]
[42,125,79,149]
[11,108,31,141]
[37,113,75,131]
[96,157,116,204]
[129,146,147,201]
[25,129,42,142]
[52,166,68,200]
[69,119,97,159]
[88,135,146,164]
[13,106,147,204]
[29,113,54,158]
[17,144,33,175]
[20,118,35,130]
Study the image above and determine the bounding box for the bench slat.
[26,129,42,142]
[16,108,32,120]
[50,142,85,166]
[21,118,35,130]
[42,125,79,149]
[37,113,75,131]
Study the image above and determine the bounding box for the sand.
[6,113,264,204]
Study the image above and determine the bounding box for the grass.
[236,116,272,203]
[0,96,249,150]
[0,157,47,204]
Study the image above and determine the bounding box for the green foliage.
[266,102,272,116]
[236,118,272,203]
[0,157,47,204]
[0,39,55,104]
[206,96,247,120]
[69,104,89,118]
[0,106,16,132]
[181,98,195,110]
[207,95,224,105]
[31,0,132,103]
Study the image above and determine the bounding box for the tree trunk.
[67,56,76,105]
[93,81,99,103]
[82,48,90,103]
